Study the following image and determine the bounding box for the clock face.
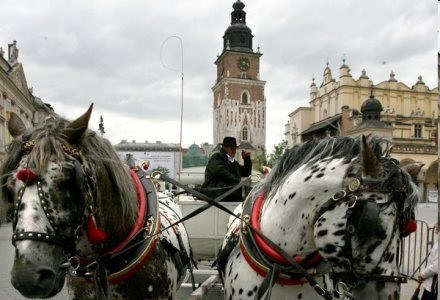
[237,57,250,71]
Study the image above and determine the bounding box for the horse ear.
[360,135,381,178]
[401,162,424,182]
[62,104,93,144]
[7,112,26,138]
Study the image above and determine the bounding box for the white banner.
[117,151,178,179]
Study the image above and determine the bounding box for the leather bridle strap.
[155,174,251,233]
[314,179,408,286]
[11,182,77,251]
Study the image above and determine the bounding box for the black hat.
[221,136,237,148]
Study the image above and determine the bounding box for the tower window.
[241,72,247,79]
[240,35,245,44]
[241,91,249,104]
[242,127,248,141]
[414,124,422,138]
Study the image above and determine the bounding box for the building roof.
[223,0,253,53]
[353,119,392,130]
[361,94,383,113]
[237,141,256,150]
[301,114,341,136]
[114,140,180,151]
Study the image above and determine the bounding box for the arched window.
[323,109,328,119]
[241,91,249,104]
[242,127,248,141]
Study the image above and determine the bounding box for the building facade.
[182,143,208,168]
[0,41,52,161]
[0,40,52,220]
[285,60,438,201]
[212,0,266,156]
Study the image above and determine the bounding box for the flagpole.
[161,35,184,183]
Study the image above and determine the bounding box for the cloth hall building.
[284,61,438,201]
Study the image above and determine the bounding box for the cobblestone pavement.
[0,203,436,299]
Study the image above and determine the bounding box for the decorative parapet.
[392,143,437,154]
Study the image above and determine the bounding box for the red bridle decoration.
[402,218,417,235]
[87,213,107,244]
[16,169,37,184]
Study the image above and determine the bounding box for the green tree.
[252,147,268,173]
[267,140,288,167]
[151,166,170,176]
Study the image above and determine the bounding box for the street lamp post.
[161,36,184,183]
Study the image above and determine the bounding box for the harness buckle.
[348,178,361,192]
[242,214,250,233]
[84,261,98,277]
[313,284,326,296]
[332,190,347,201]
[144,216,155,237]
[348,197,357,209]
[336,282,354,299]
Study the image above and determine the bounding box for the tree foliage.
[252,147,268,173]
[267,140,288,167]
[151,165,170,176]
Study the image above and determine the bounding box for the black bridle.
[11,141,91,253]
[313,168,410,292]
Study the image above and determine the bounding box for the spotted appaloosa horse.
[219,136,418,300]
[1,105,192,299]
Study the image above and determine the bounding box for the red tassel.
[16,169,37,184]
[87,213,107,244]
[402,218,417,235]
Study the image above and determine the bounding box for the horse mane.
[0,116,137,232]
[257,136,417,218]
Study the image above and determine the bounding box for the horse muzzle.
[11,262,65,299]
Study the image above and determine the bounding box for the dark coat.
[201,148,252,201]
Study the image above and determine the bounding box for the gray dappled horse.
[219,136,419,300]
[1,105,191,299]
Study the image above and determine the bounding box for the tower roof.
[222,0,253,53]
[361,93,383,113]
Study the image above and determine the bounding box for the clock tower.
[212,0,266,155]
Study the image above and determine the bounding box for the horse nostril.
[36,267,56,288]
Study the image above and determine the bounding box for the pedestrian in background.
[418,224,438,300]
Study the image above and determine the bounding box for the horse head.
[312,135,419,299]
[223,136,419,299]
[0,105,137,298]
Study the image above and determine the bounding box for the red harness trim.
[82,170,158,284]
[108,170,148,255]
[241,192,322,285]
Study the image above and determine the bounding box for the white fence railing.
[400,220,436,279]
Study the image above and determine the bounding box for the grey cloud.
[0,0,436,150]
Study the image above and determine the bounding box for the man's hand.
[418,273,423,283]
[241,150,251,159]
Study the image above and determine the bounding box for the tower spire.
[222,0,254,53]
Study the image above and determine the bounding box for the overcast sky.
[0,0,437,153]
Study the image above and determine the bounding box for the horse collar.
[239,192,326,286]
[72,169,160,285]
